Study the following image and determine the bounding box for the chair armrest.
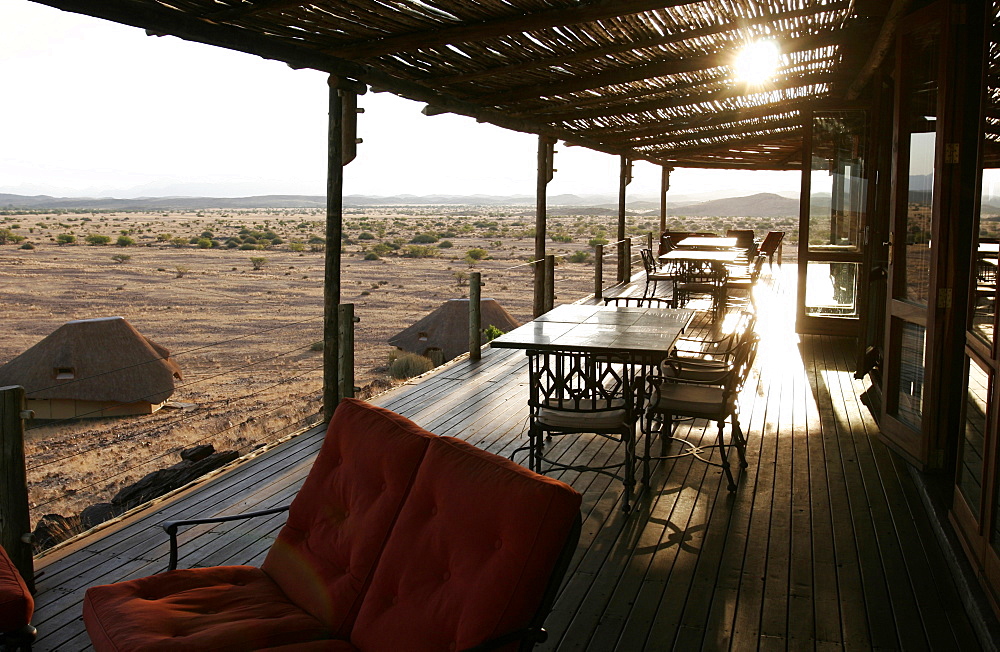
[162,505,290,571]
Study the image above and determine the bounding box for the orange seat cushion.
[0,545,32,632]
[83,565,329,652]
[351,436,581,651]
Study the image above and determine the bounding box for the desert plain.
[1,205,673,544]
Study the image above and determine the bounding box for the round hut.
[0,316,182,419]
[389,298,520,366]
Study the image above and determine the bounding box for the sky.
[0,0,803,200]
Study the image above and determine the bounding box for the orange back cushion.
[262,398,432,638]
[350,436,581,651]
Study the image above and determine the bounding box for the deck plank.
[25,272,987,651]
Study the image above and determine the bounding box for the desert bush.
[0,228,24,244]
[550,233,573,243]
[85,234,112,245]
[250,257,268,270]
[116,235,135,247]
[111,253,131,264]
[567,250,591,263]
[196,238,213,249]
[170,237,188,247]
[438,240,453,248]
[156,233,172,242]
[308,236,325,244]
[175,266,189,278]
[588,236,609,247]
[364,252,380,261]
[239,243,261,250]
[358,232,375,240]
[410,233,439,244]
[483,324,505,341]
[389,352,435,380]
[465,248,489,261]
[453,270,468,285]
[402,245,439,258]
[371,243,392,256]
[289,241,306,252]
[19,242,34,250]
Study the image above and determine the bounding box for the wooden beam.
[630,115,803,148]
[325,0,694,60]
[206,0,306,21]
[657,128,803,159]
[424,1,851,88]
[845,0,915,100]
[480,32,846,105]
[323,80,345,419]
[534,136,555,317]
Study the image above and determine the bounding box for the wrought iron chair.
[726,228,757,259]
[724,254,766,308]
[525,350,639,511]
[604,296,675,309]
[640,248,675,300]
[642,328,759,490]
[673,259,728,320]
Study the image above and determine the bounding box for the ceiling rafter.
[480,31,846,106]
[324,0,696,59]
[423,1,850,88]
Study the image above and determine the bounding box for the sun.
[733,40,781,85]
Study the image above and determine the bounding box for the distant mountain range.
[0,191,807,217]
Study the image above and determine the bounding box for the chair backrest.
[604,296,674,309]
[527,350,632,419]
[726,229,756,252]
[349,435,582,651]
[759,231,785,255]
[640,248,656,275]
[261,398,434,638]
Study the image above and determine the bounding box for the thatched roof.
[0,317,182,404]
[27,0,907,170]
[390,298,520,363]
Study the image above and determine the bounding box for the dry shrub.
[389,352,434,379]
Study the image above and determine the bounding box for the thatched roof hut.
[389,299,520,365]
[0,316,182,419]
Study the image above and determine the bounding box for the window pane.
[959,357,989,518]
[808,111,867,254]
[895,322,926,430]
[804,261,859,317]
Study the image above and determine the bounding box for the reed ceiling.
[30,0,898,170]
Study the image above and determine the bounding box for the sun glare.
[733,40,781,85]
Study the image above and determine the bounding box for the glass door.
[880,8,945,466]
[797,109,868,335]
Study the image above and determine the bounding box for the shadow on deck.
[26,264,986,650]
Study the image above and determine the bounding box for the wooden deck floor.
[27,267,985,650]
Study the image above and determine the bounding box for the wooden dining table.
[675,236,738,250]
[489,303,695,362]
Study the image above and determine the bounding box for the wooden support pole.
[618,155,631,282]
[338,303,356,399]
[624,236,633,281]
[534,136,555,317]
[544,255,556,312]
[469,272,482,361]
[660,166,671,235]
[0,385,33,592]
[594,243,604,301]
[323,80,350,421]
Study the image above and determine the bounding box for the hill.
[1,191,794,216]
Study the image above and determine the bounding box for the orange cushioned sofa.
[82,398,582,652]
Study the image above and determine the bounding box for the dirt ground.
[1,207,655,534]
